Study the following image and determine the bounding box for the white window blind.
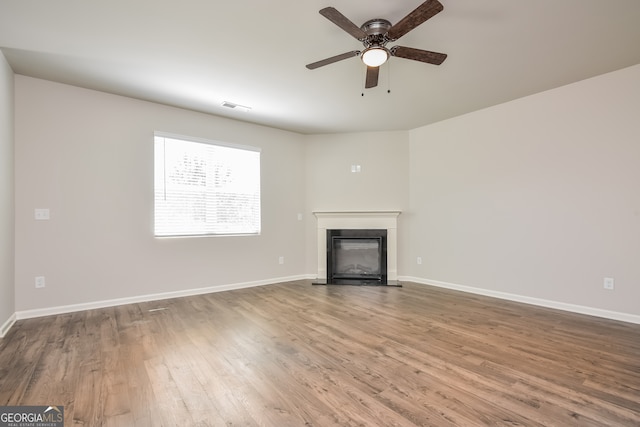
[154,133,261,237]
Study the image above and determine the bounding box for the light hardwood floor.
[1,281,639,426]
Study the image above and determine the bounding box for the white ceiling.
[2,0,640,134]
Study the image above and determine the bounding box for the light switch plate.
[35,208,50,220]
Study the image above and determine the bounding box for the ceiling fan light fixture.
[361,47,389,67]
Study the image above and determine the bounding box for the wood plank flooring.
[1,280,639,426]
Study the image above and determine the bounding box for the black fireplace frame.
[326,229,387,285]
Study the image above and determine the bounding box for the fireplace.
[313,211,401,286]
[327,229,387,284]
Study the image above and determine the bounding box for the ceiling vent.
[221,101,251,112]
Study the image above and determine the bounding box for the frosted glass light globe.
[361,47,389,67]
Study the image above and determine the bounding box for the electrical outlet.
[35,276,46,288]
[279,256,285,265]
[603,277,614,290]
[417,257,423,265]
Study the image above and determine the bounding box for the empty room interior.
[1,1,639,425]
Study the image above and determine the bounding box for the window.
[154,133,261,237]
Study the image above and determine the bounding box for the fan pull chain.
[387,61,392,94]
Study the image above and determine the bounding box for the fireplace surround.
[313,211,401,286]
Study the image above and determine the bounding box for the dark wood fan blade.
[390,46,447,65]
[306,51,361,70]
[387,0,443,41]
[319,7,367,40]
[365,66,379,88]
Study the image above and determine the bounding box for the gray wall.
[14,76,307,313]
[0,51,15,335]
[406,65,640,317]
[303,131,410,274]
[8,64,639,324]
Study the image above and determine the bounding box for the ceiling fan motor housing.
[360,19,392,48]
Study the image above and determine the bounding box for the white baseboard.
[15,275,311,321]
[399,276,640,325]
[0,312,16,338]
[11,274,636,332]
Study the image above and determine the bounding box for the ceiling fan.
[306,0,447,89]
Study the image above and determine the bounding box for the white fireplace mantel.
[313,211,401,281]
